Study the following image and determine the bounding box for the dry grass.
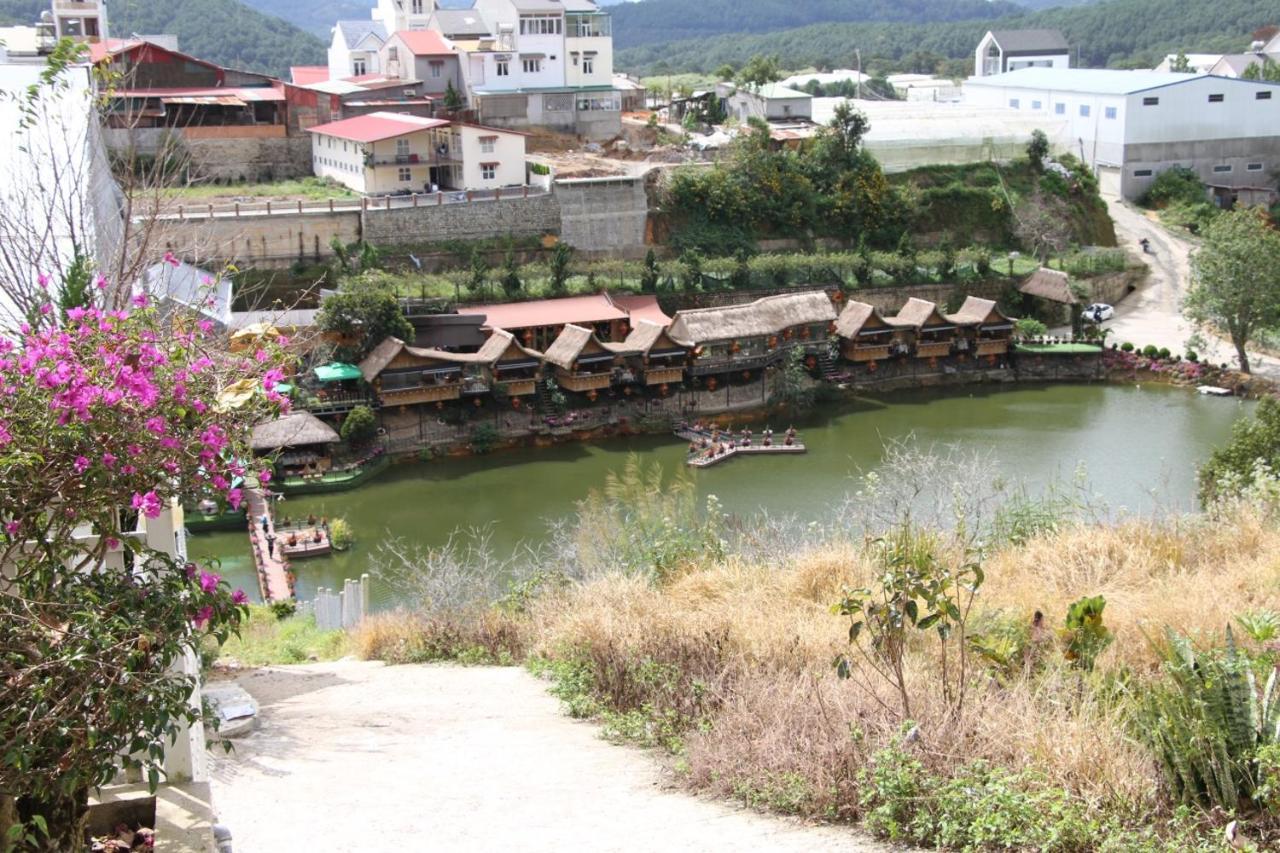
[353,608,526,666]
[520,509,1280,835]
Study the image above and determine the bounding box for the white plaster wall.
[459,125,525,189]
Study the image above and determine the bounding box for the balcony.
[976,340,1010,356]
[370,152,459,167]
[848,344,891,363]
[689,349,781,376]
[916,341,953,359]
[499,378,537,397]
[643,366,684,385]
[557,371,613,392]
[379,383,461,405]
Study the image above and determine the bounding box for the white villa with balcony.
[308,110,528,194]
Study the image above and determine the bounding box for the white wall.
[1122,77,1280,145]
[312,132,370,193]
[458,124,526,189]
[565,35,612,88]
[965,81,1129,165]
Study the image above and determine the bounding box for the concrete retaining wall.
[361,193,561,246]
[104,129,313,182]
[556,176,648,254]
[157,211,361,266]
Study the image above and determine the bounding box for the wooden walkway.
[676,426,807,468]
[246,487,294,603]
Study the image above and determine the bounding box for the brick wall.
[360,193,562,245]
[555,176,648,253]
[182,136,314,182]
[157,211,361,267]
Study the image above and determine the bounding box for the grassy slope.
[618,0,1280,73]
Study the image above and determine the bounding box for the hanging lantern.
[929,357,938,369]
[742,370,751,381]
[473,397,483,407]
[805,355,817,370]
[624,386,633,396]
[659,383,669,396]
[512,397,522,409]
[731,340,741,353]
[828,322,838,335]
[707,377,718,391]
[768,336,778,349]
[522,329,534,343]
[868,360,878,373]
[784,328,794,340]
[436,401,444,410]
[801,327,811,340]
[587,389,598,401]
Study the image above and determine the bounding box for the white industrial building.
[974,30,1070,78]
[965,68,1280,201]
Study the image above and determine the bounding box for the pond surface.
[189,383,1254,609]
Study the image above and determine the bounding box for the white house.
[722,82,812,122]
[965,68,1280,201]
[308,110,527,194]
[381,29,465,97]
[329,20,389,79]
[1153,53,1227,74]
[373,0,434,33]
[975,30,1070,78]
[53,0,109,42]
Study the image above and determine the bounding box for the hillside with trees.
[239,0,365,38]
[607,0,1024,50]
[0,0,325,77]
[619,0,1280,75]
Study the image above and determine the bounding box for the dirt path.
[209,661,890,853]
[1087,197,1280,379]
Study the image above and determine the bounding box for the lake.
[188,383,1253,608]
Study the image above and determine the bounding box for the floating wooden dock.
[676,426,806,468]
[280,526,333,560]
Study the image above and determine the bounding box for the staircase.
[534,378,554,414]
[816,351,841,382]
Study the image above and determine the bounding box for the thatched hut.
[359,330,541,407]
[835,301,898,363]
[538,324,619,393]
[668,292,837,376]
[886,298,956,359]
[251,412,340,477]
[944,296,1017,358]
[602,319,689,387]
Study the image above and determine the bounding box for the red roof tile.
[306,111,450,142]
[393,30,456,56]
[458,295,628,331]
[611,294,672,326]
[291,65,330,86]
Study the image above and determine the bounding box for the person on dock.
[266,533,276,559]
[260,514,269,534]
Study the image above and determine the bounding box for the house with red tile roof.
[381,31,464,99]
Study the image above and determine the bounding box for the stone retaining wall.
[556,176,649,255]
[361,193,562,246]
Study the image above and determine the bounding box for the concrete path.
[210,661,889,853]
[1075,197,1280,379]
[245,487,291,603]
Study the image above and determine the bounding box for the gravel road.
[210,661,890,853]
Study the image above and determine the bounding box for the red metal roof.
[306,112,450,142]
[458,295,628,331]
[291,65,330,86]
[87,37,140,63]
[611,294,672,326]
[393,30,456,56]
[114,86,287,102]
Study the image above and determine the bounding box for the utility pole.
[856,49,862,99]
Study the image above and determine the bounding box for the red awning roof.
[306,112,450,142]
[610,294,672,326]
[394,30,456,56]
[114,86,286,102]
[291,65,330,86]
[458,294,629,331]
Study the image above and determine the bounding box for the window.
[1213,164,1232,173]
[1009,98,1020,109]
[398,167,412,182]
[1259,91,1273,100]
[481,163,497,180]
[412,0,424,11]
[1105,106,1117,119]
[1248,162,1265,171]
[519,15,561,35]
[352,57,367,76]
[396,138,410,156]
[571,52,579,66]
[1079,104,1090,117]
[582,56,594,75]
[496,60,510,77]
[1142,96,1159,106]
[1031,100,1041,110]
[1208,93,1224,102]
[479,136,496,154]
[342,141,348,152]
[1054,102,1065,115]
[523,58,542,74]
[1133,169,1153,177]
[429,61,443,78]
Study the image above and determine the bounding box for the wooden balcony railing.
[847,344,891,362]
[643,366,685,385]
[976,339,1010,356]
[558,372,614,392]
[379,383,461,405]
[500,378,538,397]
[916,341,953,359]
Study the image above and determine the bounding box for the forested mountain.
[239,0,364,38]
[0,0,325,77]
[618,0,1280,74]
[608,0,1025,50]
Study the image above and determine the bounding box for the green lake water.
[188,383,1255,609]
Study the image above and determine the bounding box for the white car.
[1084,303,1114,323]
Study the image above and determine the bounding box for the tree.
[443,79,464,111]
[714,63,736,81]
[1185,207,1280,374]
[500,246,522,298]
[0,288,288,849]
[468,249,490,298]
[640,249,660,294]
[340,405,379,447]
[1013,190,1073,264]
[1026,129,1050,173]
[736,54,782,91]
[316,279,414,361]
[679,250,703,292]
[1199,398,1280,503]
[770,345,815,412]
[1242,59,1280,82]
[549,241,574,295]
[1170,51,1193,73]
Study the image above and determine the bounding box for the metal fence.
[298,574,371,632]
[159,186,551,221]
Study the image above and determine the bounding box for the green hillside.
[239,0,363,38]
[0,0,325,77]
[607,0,1025,50]
[618,0,1280,74]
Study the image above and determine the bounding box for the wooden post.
[177,205,184,220]
[437,191,443,206]
[297,200,303,214]
[329,199,334,213]
[208,203,213,218]
[234,202,239,217]
[466,190,473,203]
[413,193,419,207]
[266,201,272,215]
[523,185,528,199]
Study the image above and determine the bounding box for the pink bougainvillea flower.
[259,470,272,484]
[95,274,108,289]
[199,571,220,594]
[106,537,120,550]
[130,490,163,519]
[73,455,90,474]
[227,488,244,510]
[0,421,11,447]
[232,589,249,605]
[4,520,19,537]
[36,272,49,289]
[192,605,214,629]
[102,451,117,468]
[163,251,181,268]
[38,303,50,316]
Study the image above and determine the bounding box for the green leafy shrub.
[1061,596,1113,671]
[1121,341,1135,352]
[469,422,500,455]
[1186,350,1199,362]
[328,517,354,550]
[340,405,378,447]
[1158,347,1172,360]
[1140,167,1208,209]
[1142,344,1159,358]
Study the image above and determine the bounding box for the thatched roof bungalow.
[457,293,670,351]
[251,412,339,452]
[537,324,619,393]
[835,300,899,363]
[359,330,542,406]
[602,319,689,386]
[1019,268,1076,305]
[945,296,1017,358]
[886,298,956,359]
[668,292,836,375]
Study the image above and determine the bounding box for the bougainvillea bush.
[0,284,291,850]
